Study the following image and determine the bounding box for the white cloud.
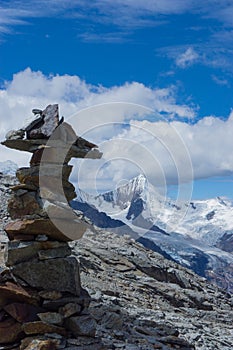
[1,68,233,200]
[176,47,199,68]
[77,113,233,195]
[0,68,195,168]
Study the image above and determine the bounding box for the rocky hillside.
[1,174,233,349]
[74,230,233,350]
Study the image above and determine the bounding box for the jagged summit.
[74,174,233,292]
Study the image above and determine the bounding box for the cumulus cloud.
[76,113,233,198]
[176,47,199,68]
[1,68,233,200]
[0,68,195,154]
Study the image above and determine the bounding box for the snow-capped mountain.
[0,160,18,176]
[74,174,233,292]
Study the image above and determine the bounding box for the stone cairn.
[0,105,103,349]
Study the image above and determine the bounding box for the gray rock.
[32,109,42,115]
[28,104,59,139]
[59,303,82,318]
[37,312,63,325]
[5,129,25,140]
[12,256,81,295]
[38,245,71,260]
[24,115,44,133]
[5,240,71,266]
[65,315,96,337]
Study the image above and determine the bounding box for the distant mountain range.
[73,174,233,292]
[1,158,232,293]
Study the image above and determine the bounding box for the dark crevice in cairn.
[0,105,103,349]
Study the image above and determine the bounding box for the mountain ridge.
[74,174,233,292]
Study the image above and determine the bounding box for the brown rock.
[12,257,81,295]
[23,321,67,336]
[0,317,23,344]
[8,233,36,242]
[3,302,43,323]
[30,148,45,166]
[16,165,72,186]
[1,138,102,159]
[8,191,42,219]
[0,282,39,308]
[65,315,96,337]
[5,219,71,242]
[11,184,38,191]
[5,218,89,242]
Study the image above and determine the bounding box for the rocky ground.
[1,174,233,349]
[73,230,233,350]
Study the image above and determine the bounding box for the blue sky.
[1,0,233,200]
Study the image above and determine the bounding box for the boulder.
[65,315,96,337]
[12,256,81,295]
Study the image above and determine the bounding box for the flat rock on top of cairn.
[0,104,103,347]
[1,104,102,160]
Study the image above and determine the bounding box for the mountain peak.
[124,173,148,195]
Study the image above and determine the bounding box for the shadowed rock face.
[0,105,104,348]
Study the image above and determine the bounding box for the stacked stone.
[0,105,103,349]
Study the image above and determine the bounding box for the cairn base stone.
[12,256,81,295]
